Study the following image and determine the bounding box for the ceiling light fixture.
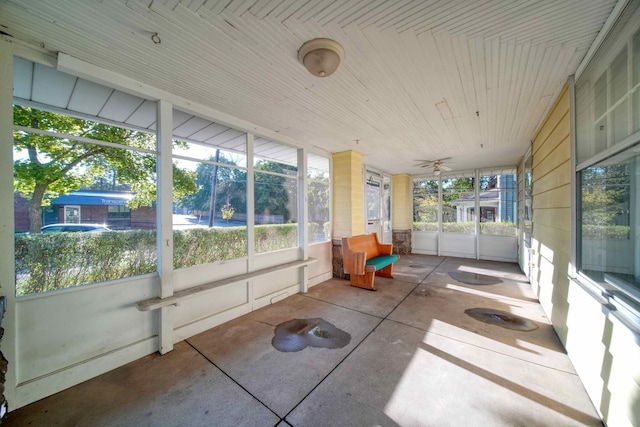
[298,38,345,77]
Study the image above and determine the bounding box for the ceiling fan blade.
[441,165,452,171]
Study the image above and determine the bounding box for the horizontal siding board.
[532,183,570,209]
[531,222,570,258]
[532,136,571,183]
[533,159,570,194]
[532,207,571,232]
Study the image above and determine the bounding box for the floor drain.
[464,308,538,331]
[449,271,503,285]
[272,318,351,352]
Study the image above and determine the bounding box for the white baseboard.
[13,337,158,410]
[308,271,333,288]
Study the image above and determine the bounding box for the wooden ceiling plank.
[355,0,409,29]
[336,0,387,28]
[200,0,234,13]
[291,0,336,23]
[502,41,528,143]
[395,0,450,33]
[315,0,370,27]
[248,0,285,19]
[468,36,489,146]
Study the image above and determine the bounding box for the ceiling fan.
[414,158,453,175]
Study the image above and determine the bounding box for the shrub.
[308,221,331,243]
[15,224,305,295]
[15,231,156,296]
[255,223,298,253]
[173,227,247,269]
[413,222,438,231]
[442,222,475,233]
[480,222,516,236]
[582,225,630,239]
[308,222,320,242]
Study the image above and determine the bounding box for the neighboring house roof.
[52,191,134,206]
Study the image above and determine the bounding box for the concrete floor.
[4,255,603,426]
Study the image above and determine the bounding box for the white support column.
[156,100,174,354]
[475,169,481,260]
[298,148,309,292]
[246,133,255,272]
[246,133,255,307]
[437,177,442,256]
[0,38,17,410]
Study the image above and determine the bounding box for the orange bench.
[341,233,399,290]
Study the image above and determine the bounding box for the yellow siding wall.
[392,174,412,230]
[531,85,572,336]
[332,151,364,238]
[531,84,640,427]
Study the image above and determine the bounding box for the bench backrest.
[344,234,380,260]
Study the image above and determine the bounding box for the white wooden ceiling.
[0,0,617,174]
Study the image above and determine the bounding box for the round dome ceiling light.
[298,38,345,78]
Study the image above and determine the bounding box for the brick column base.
[332,239,349,279]
[392,229,412,254]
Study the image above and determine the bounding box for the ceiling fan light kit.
[415,158,453,175]
[298,38,345,77]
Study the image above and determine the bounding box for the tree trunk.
[28,184,47,234]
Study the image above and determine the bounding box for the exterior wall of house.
[530,84,573,335]
[531,83,640,427]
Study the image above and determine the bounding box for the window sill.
[571,274,640,338]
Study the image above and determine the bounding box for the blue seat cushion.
[366,255,399,271]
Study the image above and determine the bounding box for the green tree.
[413,180,438,222]
[177,153,247,218]
[308,171,329,221]
[13,105,197,233]
[254,160,297,223]
[581,165,629,226]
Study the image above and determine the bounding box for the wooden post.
[157,100,174,355]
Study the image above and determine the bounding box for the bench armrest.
[342,237,366,275]
[378,243,393,255]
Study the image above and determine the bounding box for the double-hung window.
[575,0,640,331]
